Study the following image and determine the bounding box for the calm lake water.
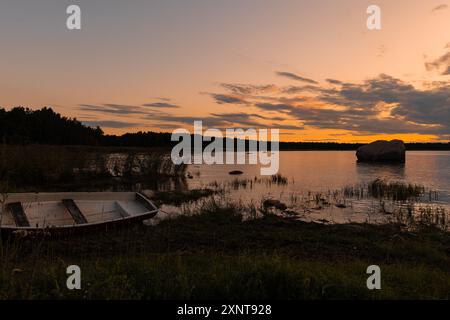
[179,151,450,226]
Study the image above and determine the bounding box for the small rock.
[284,210,299,216]
[263,199,287,210]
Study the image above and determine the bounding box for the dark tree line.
[1,107,449,150]
[0,107,103,145]
[0,107,173,147]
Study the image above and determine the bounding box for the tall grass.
[209,174,290,191]
[367,178,425,201]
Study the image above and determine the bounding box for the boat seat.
[62,199,88,224]
[7,202,31,227]
[115,201,131,218]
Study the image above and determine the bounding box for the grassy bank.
[1,204,449,299]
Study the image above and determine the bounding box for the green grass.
[2,255,449,300]
[1,205,449,300]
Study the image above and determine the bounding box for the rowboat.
[0,192,158,234]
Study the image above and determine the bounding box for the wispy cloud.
[148,111,301,131]
[143,102,180,109]
[206,93,249,105]
[281,85,321,94]
[79,104,147,115]
[276,71,318,84]
[155,97,172,102]
[325,79,344,85]
[219,83,277,95]
[425,49,450,75]
[83,120,141,128]
[431,4,448,12]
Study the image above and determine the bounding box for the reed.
[270,174,288,185]
[367,178,425,201]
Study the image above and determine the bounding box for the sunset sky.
[0,0,449,142]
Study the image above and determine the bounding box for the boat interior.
[0,192,157,228]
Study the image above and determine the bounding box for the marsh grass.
[367,178,425,201]
[270,174,288,185]
[209,174,290,192]
[184,176,448,230]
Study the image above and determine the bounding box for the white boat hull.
[0,192,158,233]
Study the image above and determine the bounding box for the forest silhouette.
[0,107,449,150]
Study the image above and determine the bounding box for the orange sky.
[0,0,449,142]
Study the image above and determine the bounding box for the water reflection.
[356,161,406,182]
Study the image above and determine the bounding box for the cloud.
[249,74,450,135]
[148,115,229,128]
[255,103,296,113]
[207,93,249,105]
[205,66,450,137]
[318,75,450,134]
[425,50,450,75]
[325,79,344,85]
[148,111,302,131]
[431,4,448,12]
[219,83,277,95]
[210,112,286,122]
[443,66,450,75]
[80,102,181,116]
[281,85,321,94]
[210,82,319,101]
[79,104,147,115]
[143,102,180,109]
[82,52,450,139]
[276,71,318,84]
[83,120,141,128]
[152,123,184,129]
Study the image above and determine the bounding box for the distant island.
[1,107,449,150]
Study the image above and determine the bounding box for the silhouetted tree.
[0,107,448,150]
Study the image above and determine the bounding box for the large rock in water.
[356,140,405,163]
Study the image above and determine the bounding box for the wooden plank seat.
[62,199,88,224]
[7,202,30,227]
[115,201,131,218]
